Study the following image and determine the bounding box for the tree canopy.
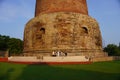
[0,34,23,55]
[104,44,120,56]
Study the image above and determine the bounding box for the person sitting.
[52,51,56,57]
[64,53,67,56]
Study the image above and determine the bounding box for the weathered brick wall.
[35,0,88,16]
[24,12,103,57]
[92,56,120,62]
[23,0,105,57]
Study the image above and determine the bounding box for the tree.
[8,38,23,55]
[104,44,120,56]
[0,35,10,50]
[0,34,23,55]
[119,42,120,49]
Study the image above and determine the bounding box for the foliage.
[0,61,120,80]
[0,34,23,55]
[0,35,10,51]
[8,38,23,54]
[104,44,120,56]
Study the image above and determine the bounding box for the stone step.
[8,56,89,62]
[43,56,89,62]
[8,56,40,62]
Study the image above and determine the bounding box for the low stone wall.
[8,56,39,62]
[43,56,89,62]
[92,56,120,62]
[8,56,89,62]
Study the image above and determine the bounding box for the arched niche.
[40,28,45,34]
[81,27,88,35]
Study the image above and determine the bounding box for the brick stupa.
[23,0,106,57]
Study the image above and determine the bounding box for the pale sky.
[0,0,120,46]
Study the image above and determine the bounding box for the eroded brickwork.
[23,0,105,57]
[24,12,104,57]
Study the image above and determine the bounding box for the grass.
[0,61,120,80]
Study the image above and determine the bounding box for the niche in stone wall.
[81,27,88,35]
[40,28,45,34]
[33,22,46,48]
[36,27,45,40]
[35,22,45,40]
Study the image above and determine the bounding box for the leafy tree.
[104,44,120,56]
[0,35,10,50]
[0,34,23,55]
[8,38,23,55]
[119,42,120,49]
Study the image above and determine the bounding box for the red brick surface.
[0,58,8,62]
[35,0,88,16]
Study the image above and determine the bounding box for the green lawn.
[0,61,120,80]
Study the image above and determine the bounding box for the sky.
[0,0,120,46]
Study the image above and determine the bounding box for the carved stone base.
[24,12,106,57]
[24,49,107,58]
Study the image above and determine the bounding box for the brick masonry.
[23,0,106,57]
[35,0,88,16]
[23,12,105,57]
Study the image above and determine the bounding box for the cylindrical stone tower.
[35,0,88,16]
[23,0,106,57]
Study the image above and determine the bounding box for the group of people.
[52,51,67,57]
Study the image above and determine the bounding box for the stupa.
[23,0,106,57]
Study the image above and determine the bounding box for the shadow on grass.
[0,67,15,80]
[18,64,120,80]
[0,63,120,80]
